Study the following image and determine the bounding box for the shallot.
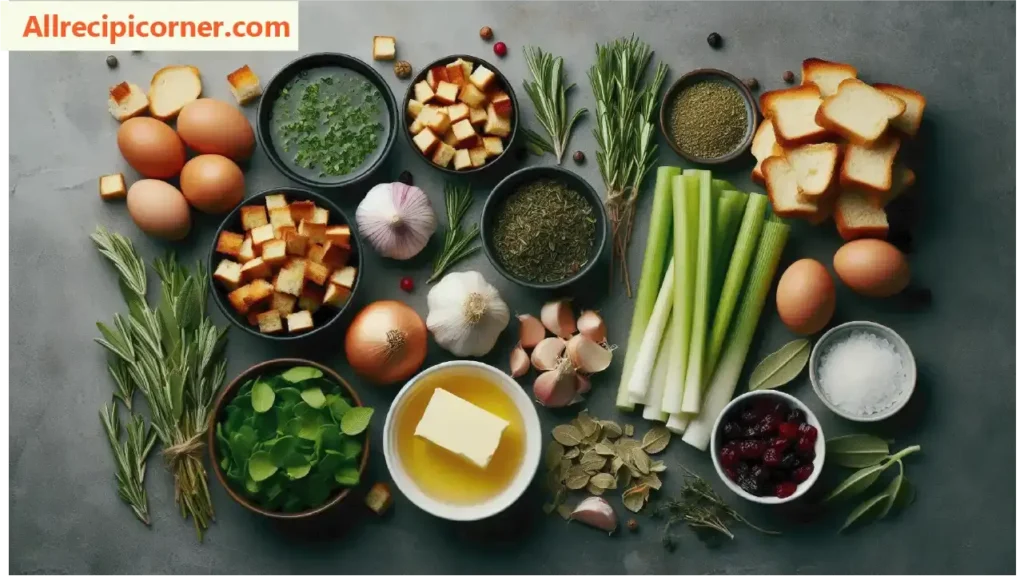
[570,497,618,534]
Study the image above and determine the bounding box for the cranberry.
[778,422,800,440]
[724,467,738,481]
[786,409,805,423]
[493,41,508,57]
[771,437,789,451]
[775,482,798,499]
[751,465,770,484]
[762,447,782,467]
[797,435,816,454]
[719,444,740,468]
[739,410,759,424]
[800,450,817,464]
[798,423,818,441]
[792,464,814,483]
[722,421,743,439]
[399,277,414,292]
[738,439,765,460]
[756,413,781,436]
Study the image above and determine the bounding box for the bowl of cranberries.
[710,390,825,504]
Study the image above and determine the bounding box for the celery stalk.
[626,259,675,404]
[710,191,748,300]
[666,412,690,435]
[642,310,675,423]
[616,166,680,410]
[681,171,714,415]
[662,175,699,415]
[682,219,790,450]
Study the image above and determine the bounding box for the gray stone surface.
[9,1,1015,574]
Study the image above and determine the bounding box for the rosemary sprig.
[522,46,587,164]
[523,127,556,157]
[429,182,480,283]
[100,403,157,525]
[588,36,668,297]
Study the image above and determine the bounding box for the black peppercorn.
[707,32,722,49]
[398,170,413,185]
[105,55,118,68]
[627,518,638,532]
[572,150,585,164]
[743,77,760,91]
[783,70,795,83]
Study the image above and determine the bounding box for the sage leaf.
[281,366,323,383]
[877,462,904,519]
[248,451,277,482]
[556,503,574,520]
[563,447,580,460]
[622,484,648,513]
[640,473,662,491]
[300,387,326,409]
[590,473,616,490]
[601,421,622,439]
[749,338,811,390]
[824,463,888,503]
[826,434,891,468]
[839,492,889,532]
[328,395,351,422]
[641,426,671,454]
[545,441,564,471]
[594,441,616,456]
[340,407,374,436]
[552,424,583,447]
[251,381,275,413]
[577,411,600,437]
[631,447,651,475]
[565,466,590,490]
[892,477,916,511]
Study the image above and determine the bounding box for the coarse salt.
[817,331,908,416]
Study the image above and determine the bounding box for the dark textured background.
[9,2,1015,573]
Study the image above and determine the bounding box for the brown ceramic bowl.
[659,68,758,165]
[207,358,370,520]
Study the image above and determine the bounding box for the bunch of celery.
[615,167,789,450]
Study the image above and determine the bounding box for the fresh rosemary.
[661,468,779,549]
[588,36,668,297]
[428,183,480,283]
[523,127,556,157]
[100,403,157,525]
[522,46,588,164]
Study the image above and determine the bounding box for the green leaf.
[748,339,811,391]
[287,464,312,479]
[269,436,308,468]
[826,434,891,469]
[248,452,278,482]
[284,418,303,438]
[283,495,304,512]
[229,426,257,468]
[334,466,360,486]
[225,405,246,432]
[317,425,342,454]
[340,438,362,461]
[251,381,275,413]
[328,395,351,422]
[252,410,278,442]
[302,474,333,507]
[275,387,302,410]
[281,366,323,383]
[318,451,345,474]
[824,463,888,503]
[298,410,325,441]
[341,407,374,436]
[238,377,257,396]
[245,477,260,494]
[877,463,904,519]
[839,492,890,532]
[301,387,326,409]
[892,477,916,512]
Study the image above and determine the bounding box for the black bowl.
[208,187,363,341]
[480,166,608,290]
[257,52,398,190]
[659,68,758,165]
[401,54,520,176]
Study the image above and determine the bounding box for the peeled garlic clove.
[509,344,529,378]
[576,374,591,395]
[541,299,576,339]
[530,337,566,371]
[566,334,613,374]
[533,365,577,408]
[576,310,607,343]
[570,497,618,534]
[518,314,546,349]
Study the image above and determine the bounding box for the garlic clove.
[575,374,591,395]
[570,497,618,534]
[530,337,566,371]
[532,366,578,408]
[541,299,576,339]
[566,334,614,374]
[517,314,546,349]
[576,310,607,343]
[509,344,530,378]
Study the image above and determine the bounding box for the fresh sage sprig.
[826,434,892,468]
[522,46,587,164]
[748,338,811,391]
[825,435,919,532]
[429,182,479,283]
[100,403,157,525]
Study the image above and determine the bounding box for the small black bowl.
[257,52,398,190]
[401,54,520,176]
[480,166,607,290]
[659,68,758,165]
[208,187,363,341]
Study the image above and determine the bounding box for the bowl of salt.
[809,321,916,422]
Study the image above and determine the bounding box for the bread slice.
[875,165,916,207]
[107,82,149,121]
[751,119,782,185]
[763,157,818,218]
[840,135,901,194]
[784,143,840,197]
[800,58,858,97]
[835,188,888,241]
[873,83,926,137]
[227,65,262,105]
[99,173,127,201]
[763,85,829,147]
[815,79,905,145]
[372,36,396,61]
[148,66,201,121]
[807,184,839,225]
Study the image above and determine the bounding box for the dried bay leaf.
[587,484,604,496]
[580,452,607,473]
[546,470,562,493]
[748,338,811,391]
[631,447,651,475]
[545,441,564,470]
[641,426,671,454]
[556,504,574,520]
[590,473,616,490]
[649,460,667,473]
[622,484,649,513]
[611,457,624,474]
[553,424,583,447]
[558,458,572,480]
[585,426,603,444]
[640,473,662,491]
[615,463,632,488]
[563,447,580,460]
[601,420,622,439]
[624,424,634,437]
[594,440,616,456]
[577,410,600,437]
[565,465,590,490]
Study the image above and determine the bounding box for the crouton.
[99,173,127,201]
[424,107,450,134]
[482,136,504,157]
[289,200,316,223]
[274,225,296,241]
[240,257,272,281]
[148,65,201,121]
[247,279,275,303]
[839,135,901,195]
[306,243,327,264]
[835,188,889,241]
[450,119,478,147]
[407,99,424,119]
[763,157,819,218]
[321,242,350,270]
[427,66,449,90]
[414,80,434,104]
[457,58,473,79]
[227,285,253,314]
[250,224,276,248]
[323,283,352,307]
[213,260,243,290]
[750,119,782,186]
[447,103,470,124]
[240,206,269,231]
[800,58,858,98]
[298,220,328,244]
[469,147,489,167]
[282,229,308,256]
[330,266,357,289]
[434,81,459,105]
[784,143,840,197]
[458,84,487,108]
[491,92,513,118]
[484,104,511,138]
[325,226,352,247]
[271,292,297,316]
[269,207,295,232]
[469,66,496,91]
[372,36,396,61]
[365,482,393,515]
[265,194,288,210]
[286,310,314,333]
[453,149,472,171]
[816,79,905,145]
[237,237,255,263]
[443,62,465,87]
[256,310,284,334]
[299,284,325,313]
[469,106,488,126]
[873,83,926,138]
[215,231,245,258]
[226,65,262,105]
[304,260,330,286]
[432,142,457,168]
[412,128,440,156]
[261,239,288,265]
[274,261,306,296]
[311,207,329,225]
[762,85,829,147]
[107,82,149,122]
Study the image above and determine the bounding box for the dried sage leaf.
[594,440,616,456]
[577,411,600,438]
[553,424,583,447]
[631,447,651,475]
[546,470,562,493]
[640,473,662,491]
[565,465,590,490]
[611,456,624,474]
[601,421,622,439]
[618,438,640,450]
[590,472,617,490]
[616,463,632,488]
[622,484,649,513]
[585,427,603,445]
[824,463,888,503]
[649,460,667,473]
[545,441,564,471]
[587,484,605,496]
[580,444,596,455]
[563,447,580,460]
[558,458,572,480]
[839,492,889,532]
[748,338,811,391]
[556,504,574,520]
[624,424,634,437]
[580,452,607,473]
[826,434,891,469]
[641,426,671,454]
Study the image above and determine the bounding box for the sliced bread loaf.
[875,165,916,207]
[148,65,201,121]
[840,135,901,194]
[763,85,829,147]
[815,78,905,145]
[835,188,888,241]
[801,58,858,97]
[763,156,818,218]
[784,142,840,197]
[751,119,782,185]
[873,83,926,137]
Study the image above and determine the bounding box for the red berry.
[774,482,798,499]
[493,42,507,57]
[792,464,814,483]
[799,423,818,442]
[400,277,414,292]
[797,435,816,453]
[738,439,765,460]
[762,447,782,467]
[771,437,789,451]
[724,467,738,481]
[779,422,800,439]
[719,444,739,468]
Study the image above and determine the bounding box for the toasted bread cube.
[274,225,296,240]
[216,231,245,258]
[427,66,449,90]
[365,482,393,515]
[453,149,472,171]
[261,239,288,265]
[407,99,424,119]
[298,220,328,243]
[442,128,458,147]
[446,103,470,124]
[323,283,353,307]
[240,257,272,281]
[372,36,396,61]
[250,223,276,248]
[247,279,275,304]
[99,173,127,201]
[226,65,262,105]
[304,260,330,286]
[214,260,244,290]
[456,58,473,80]
[491,92,513,118]
[256,310,284,334]
[468,106,488,127]
[321,242,351,270]
[450,119,478,146]
[469,147,489,167]
[330,266,358,289]
[434,81,459,105]
[299,284,325,313]
[840,135,901,194]
[311,207,329,225]
[783,142,840,197]
[763,157,819,218]
[246,309,262,326]
[240,206,269,231]
[445,62,467,87]
[325,225,352,247]
[307,243,327,264]
[265,194,288,210]
[432,142,457,168]
[283,229,308,256]
[816,79,905,146]
[484,104,511,138]
[469,66,496,92]
[482,136,504,158]
[237,237,255,263]
[412,128,440,155]
[286,310,314,333]
[269,207,295,231]
[458,83,487,108]
[425,108,451,134]
[227,285,253,314]
[271,292,297,315]
[414,80,434,104]
[409,105,432,134]
[274,261,306,296]
[289,200,316,223]
[107,82,149,122]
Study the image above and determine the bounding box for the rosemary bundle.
[522,46,587,163]
[92,227,228,540]
[100,403,157,525]
[428,182,480,283]
[588,36,668,296]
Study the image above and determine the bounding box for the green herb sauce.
[668,80,748,159]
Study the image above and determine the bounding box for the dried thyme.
[667,80,748,159]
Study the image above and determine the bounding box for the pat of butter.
[414,388,510,469]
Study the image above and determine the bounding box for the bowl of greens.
[208,358,373,519]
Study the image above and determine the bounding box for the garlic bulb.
[356,182,437,260]
[426,271,510,357]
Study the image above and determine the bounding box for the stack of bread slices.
[753,58,926,241]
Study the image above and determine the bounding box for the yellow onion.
[345,300,427,385]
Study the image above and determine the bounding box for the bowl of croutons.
[209,188,362,340]
[402,54,519,175]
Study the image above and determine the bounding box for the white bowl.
[709,390,826,505]
[382,360,542,521]
[809,320,916,422]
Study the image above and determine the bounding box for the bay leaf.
[892,477,916,511]
[577,411,600,438]
[616,462,632,488]
[590,472,616,490]
[611,456,624,474]
[580,452,607,473]
[545,441,564,471]
[748,338,811,391]
[877,466,904,519]
[546,470,562,493]
[618,438,641,450]
[649,460,667,473]
[586,484,605,496]
[594,440,616,456]
[552,424,583,447]
[839,492,890,532]
[622,484,649,513]
[824,463,888,503]
[563,447,580,460]
[558,458,572,480]
[542,502,556,515]
[640,473,662,491]
[580,444,596,455]
[641,426,671,454]
[601,421,622,439]
[565,465,590,490]
[585,426,603,445]
[826,434,891,468]
[556,504,574,520]
[624,424,634,437]
[631,447,651,475]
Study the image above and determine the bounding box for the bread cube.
[107,82,148,122]
[237,237,255,263]
[274,261,306,296]
[372,36,396,61]
[283,229,308,256]
[321,241,351,270]
[215,231,245,258]
[269,207,295,231]
[446,103,470,124]
[299,284,325,313]
[323,283,352,307]
[227,65,262,106]
[407,99,424,119]
[261,239,288,265]
[240,257,272,281]
[458,84,487,108]
[435,82,459,105]
[450,119,477,147]
[482,136,504,157]
[250,224,276,248]
[265,194,288,210]
[365,482,393,515]
[325,225,352,247]
[469,106,488,126]
[330,266,357,289]
[99,173,127,201]
[246,309,263,327]
[414,80,434,104]
[304,260,330,286]
[409,105,431,134]
[298,220,328,244]
[445,62,467,87]
[469,147,489,168]
[484,104,511,138]
[469,66,496,91]
[491,92,513,118]
[240,206,269,231]
[256,310,284,334]
[427,66,449,90]
[453,149,472,171]
[286,310,314,333]
[306,243,327,264]
[227,284,254,314]
[442,128,458,147]
[214,260,243,290]
[432,142,457,168]
[425,108,451,134]
[271,292,297,316]
[457,58,473,80]
[412,128,440,155]
[311,207,329,225]
[288,200,316,223]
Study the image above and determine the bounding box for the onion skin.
[345,300,427,385]
[565,334,613,374]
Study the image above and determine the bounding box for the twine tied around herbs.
[162,432,205,466]
[605,185,641,298]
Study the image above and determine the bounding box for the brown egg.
[117,117,186,179]
[776,259,836,335]
[126,179,192,240]
[176,98,255,162]
[179,154,245,214]
[834,239,910,297]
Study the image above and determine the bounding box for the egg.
[117,117,186,179]
[126,180,192,240]
[176,98,256,162]
[776,259,836,335]
[180,154,245,214]
[834,239,910,297]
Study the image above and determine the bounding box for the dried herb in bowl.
[668,81,748,160]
